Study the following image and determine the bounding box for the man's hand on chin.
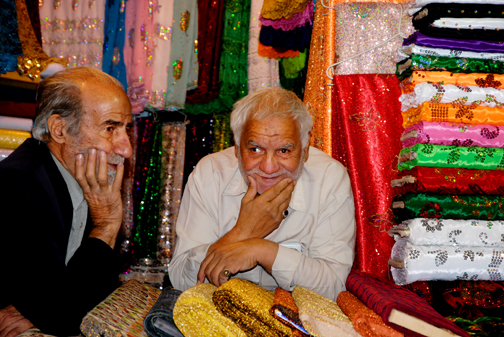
[0,305,34,337]
[197,239,279,287]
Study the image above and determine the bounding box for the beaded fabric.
[173,283,247,337]
[212,279,292,337]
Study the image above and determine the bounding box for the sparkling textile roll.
[397,55,504,82]
[402,102,504,129]
[403,31,504,53]
[269,288,309,337]
[389,238,504,285]
[173,283,247,337]
[390,218,504,247]
[0,148,14,162]
[400,71,504,94]
[399,82,504,113]
[398,44,504,61]
[291,287,359,337]
[392,167,504,195]
[0,129,31,149]
[398,144,504,171]
[392,192,504,222]
[261,0,312,20]
[157,122,186,265]
[212,279,292,337]
[0,116,32,132]
[336,291,404,337]
[402,121,504,149]
[80,280,162,337]
[144,288,183,337]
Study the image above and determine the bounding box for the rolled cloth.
[172,283,246,337]
[144,288,183,337]
[212,279,292,337]
[0,116,32,131]
[0,129,31,149]
[291,287,360,337]
[336,291,403,337]
[0,148,13,162]
[269,288,309,337]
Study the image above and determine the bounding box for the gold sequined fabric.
[261,0,313,20]
[337,291,404,337]
[292,287,360,337]
[212,279,292,337]
[14,0,67,80]
[0,129,31,149]
[80,280,161,337]
[18,329,53,337]
[173,283,247,337]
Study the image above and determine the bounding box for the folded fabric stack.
[390,0,504,286]
[258,0,314,97]
[0,115,32,161]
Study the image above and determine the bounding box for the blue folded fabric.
[144,288,184,337]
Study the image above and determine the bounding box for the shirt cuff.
[271,245,303,291]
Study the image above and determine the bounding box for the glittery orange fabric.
[14,0,67,80]
[261,0,313,20]
[337,291,404,337]
[303,0,335,154]
[401,72,504,94]
[257,42,300,58]
[270,288,308,337]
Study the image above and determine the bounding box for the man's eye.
[250,147,260,153]
[106,126,114,132]
[280,149,290,154]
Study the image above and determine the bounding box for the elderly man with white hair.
[169,87,356,300]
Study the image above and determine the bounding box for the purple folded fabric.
[403,31,504,53]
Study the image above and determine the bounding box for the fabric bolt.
[183,0,250,115]
[257,42,300,58]
[165,0,198,110]
[391,218,504,248]
[336,291,404,337]
[280,50,306,79]
[291,287,360,337]
[25,0,41,46]
[248,0,280,94]
[212,279,292,337]
[259,2,313,31]
[401,102,504,129]
[303,0,336,154]
[401,121,504,149]
[392,166,504,195]
[449,316,504,336]
[403,31,504,53]
[185,0,225,105]
[413,0,504,12]
[279,54,307,99]
[15,0,67,80]
[270,288,309,337]
[399,82,504,112]
[0,0,23,74]
[80,280,162,337]
[399,44,504,62]
[331,74,403,279]
[0,116,32,132]
[261,0,312,20]
[397,55,504,82]
[412,4,504,27]
[0,148,13,162]
[102,0,128,90]
[0,128,31,149]
[331,0,411,3]
[123,0,155,113]
[392,192,504,222]
[172,283,247,337]
[144,288,184,337]
[212,112,233,153]
[345,270,470,337]
[390,238,504,285]
[430,18,504,31]
[331,2,415,75]
[259,22,312,51]
[398,143,504,171]
[400,71,504,94]
[39,0,104,69]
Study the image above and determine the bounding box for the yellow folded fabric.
[173,283,247,337]
[401,102,504,128]
[401,71,504,94]
[212,279,292,337]
[292,287,360,337]
[0,129,31,149]
[261,0,312,20]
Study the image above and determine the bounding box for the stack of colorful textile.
[0,115,32,161]
[258,0,314,98]
[389,0,504,286]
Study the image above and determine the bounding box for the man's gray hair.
[230,87,313,148]
[32,67,125,142]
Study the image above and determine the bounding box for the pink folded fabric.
[259,3,313,31]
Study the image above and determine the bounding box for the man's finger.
[86,149,98,188]
[74,154,88,190]
[112,162,125,191]
[262,177,293,201]
[271,180,295,207]
[97,150,108,187]
[197,253,212,284]
[241,175,258,204]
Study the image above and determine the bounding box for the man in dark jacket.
[0,67,133,336]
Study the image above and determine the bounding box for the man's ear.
[47,115,67,144]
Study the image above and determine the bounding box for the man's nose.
[113,130,133,159]
[259,154,280,175]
